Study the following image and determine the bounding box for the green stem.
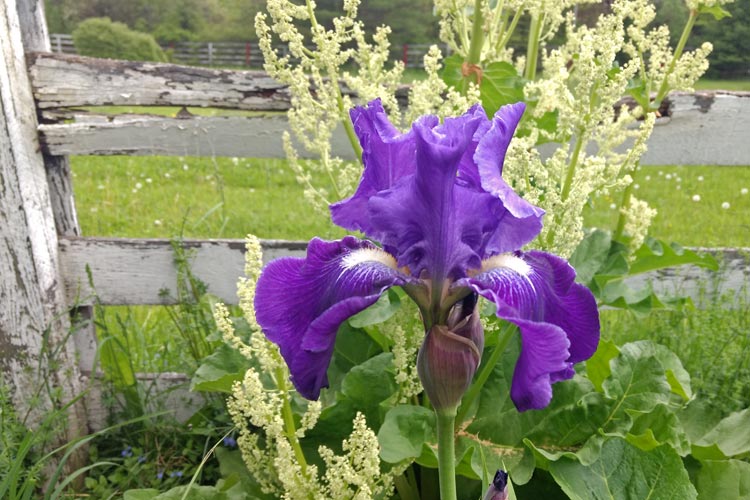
[467,0,485,65]
[393,468,421,500]
[275,369,309,476]
[497,6,524,53]
[560,129,585,203]
[653,9,698,110]
[305,0,363,164]
[436,408,458,500]
[524,12,543,81]
[455,324,516,428]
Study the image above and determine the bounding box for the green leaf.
[696,460,750,500]
[378,404,435,463]
[630,238,719,275]
[340,353,398,427]
[626,404,690,455]
[348,289,401,328]
[191,343,251,393]
[569,229,612,284]
[585,339,620,392]
[600,342,672,433]
[692,408,750,459]
[441,54,472,95]
[550,439,697,500]
[626,340,692,400]
[698,4,732,20]
[124,491,160,500]
[478,61,525,115]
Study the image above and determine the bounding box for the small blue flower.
[156,470,164,480]
[137,455,146,463]
[170,471,184,478]
[121,445,133,458]
[223,436,237,448]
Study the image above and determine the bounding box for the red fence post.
[245,42,251,67]
[402,43,408,67]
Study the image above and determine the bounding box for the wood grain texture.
[39,114,357,158]
[59,237,307,306]
[28,52,292,110]
[1,0,86,440]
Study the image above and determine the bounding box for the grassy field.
[72,156,750,247]
[694,78,750,91]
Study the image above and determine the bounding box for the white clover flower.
[97,184,105,189]
[146,178,152,183]
[692,194,701,202]
[666,174,672,180]
[182,164,189,171]
[698,175,704,181]
[164,172,171,178]
[721,201,730,209]
[742,188,748,195]
[154,219,162,226]
[135,182,143,189]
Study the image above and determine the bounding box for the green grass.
[584,165,750,247]
[72,155,344,241]
[73,157,750,247]
[694,78,750,91]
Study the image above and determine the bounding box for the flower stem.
[653,9,698,110]
[275,369,308,476]
[467,0,485,65]
[436,407,458,500]
[524,12,542,81]
[455,323,515,428]
[305,0,363,164]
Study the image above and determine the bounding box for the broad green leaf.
[348,289,401,328]
[692,408,750,459]
[630,238,719,275]
[585,339,620,392]
[550,439,697,500]
[625,340,692,400]
[216,447,274,499]
[441,54,472,95]
[600,342,672,433]
[696,460,750,500]
[626,404,690,455]
[569,229,612,284]
[378,404,435,463]
[191,343,251,393]
[341,353,398,427]
[479,61,525,115]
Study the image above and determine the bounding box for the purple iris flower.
[254,99,599,411]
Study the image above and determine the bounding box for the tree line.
[45,0,748,77]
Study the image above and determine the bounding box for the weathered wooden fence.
[49,33,444,69]
[2,0,750,435]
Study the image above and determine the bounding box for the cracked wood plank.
[38,113,357,158]
[28,51,292,111]
[58,237,308,306]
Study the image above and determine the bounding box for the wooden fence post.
[1,0,87,459]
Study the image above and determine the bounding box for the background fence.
[49,33,445,68]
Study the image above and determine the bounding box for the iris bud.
[417,294,484,411]
[483,470,509,500]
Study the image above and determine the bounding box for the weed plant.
[601,287,750,415]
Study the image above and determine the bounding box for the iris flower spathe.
[254,99,599,412]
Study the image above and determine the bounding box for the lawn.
[72,156,750,247]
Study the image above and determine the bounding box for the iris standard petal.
[330,99,417,234]
[254,236,409,400]
[367,110,494,280]
[454,251,600,410]
[474,103,545,254]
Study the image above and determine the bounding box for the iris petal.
[254,236,409,399]
[475,103,545,254]
[330,99,417,234]
[367,110,491,280]
[454,251,600,411]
